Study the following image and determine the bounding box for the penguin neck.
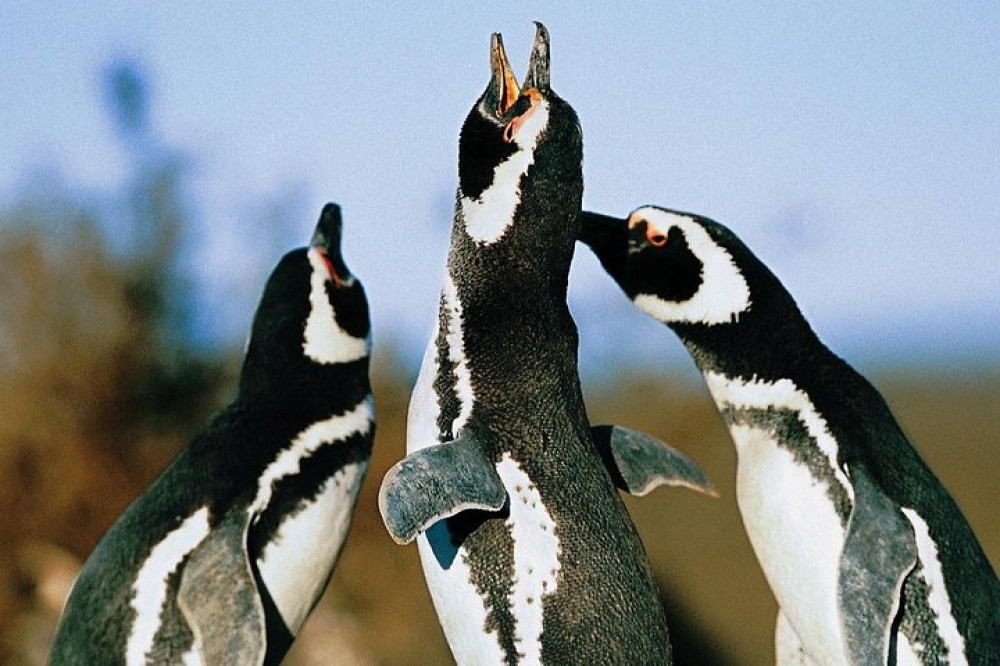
[446,234,575,337]
[442,212,583,424]
[451,149,581,306]
[238,354,371,415]
[669,304,825,385]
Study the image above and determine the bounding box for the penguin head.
[457,22,583,250]
[580,206,760,327]
[240,203,370,396]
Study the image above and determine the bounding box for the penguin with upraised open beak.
[50,204,375,665]
[378,25,712,664]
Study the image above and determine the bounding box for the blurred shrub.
[0,61,228,663]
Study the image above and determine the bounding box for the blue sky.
[2,3,998,376]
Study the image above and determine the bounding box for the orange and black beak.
[490,23,552,143]
[490,33,520,117]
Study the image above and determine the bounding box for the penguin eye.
[647,229,669,247]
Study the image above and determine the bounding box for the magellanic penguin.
[377,25,714,665]
[579,205,1000,665]
[49,203,375,666]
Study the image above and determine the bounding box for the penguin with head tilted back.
[49,204,375,666]
[579,205,1000,665]
[377,25,713,665]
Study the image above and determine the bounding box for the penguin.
[49,203,375,666]
[377,25,713,665]
[578,205,1000,665]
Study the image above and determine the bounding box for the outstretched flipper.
[837,462,918,666]
[379,431,507,545]
[591,425,716,497]
[177,508,267,666]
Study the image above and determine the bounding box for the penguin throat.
[302,249,369,364]
[460,101,550,246]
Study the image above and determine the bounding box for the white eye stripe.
[630,208,751,326]
[461,101,551,246]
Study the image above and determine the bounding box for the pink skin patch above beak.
[317,248,342,287]
[502,89,542,143]
[646,229,668,247]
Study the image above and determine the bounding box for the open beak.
[521,22,550,92]
[311,203,348,286]
[490,23,552,143]
[490,33,520,116]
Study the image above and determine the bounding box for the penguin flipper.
[837,463,918,666]
[177,508,267,665]
[378,432,507,545]
[591,424,716,497]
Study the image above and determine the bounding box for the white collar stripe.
[250,397,373,517]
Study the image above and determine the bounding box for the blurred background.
[1,4,997,664]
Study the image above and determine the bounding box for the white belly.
[255,461,367,634]
[416,453,561,665]
[417,526,507,664]
[409,333,509,662]
[732,424,848,666]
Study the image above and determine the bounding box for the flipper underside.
[591,424,716,497]
[378,431,507,545]
[837,462,918,666]
[177,508,268,666]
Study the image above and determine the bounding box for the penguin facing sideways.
[49,203,375,665]
[377,25,713,665]
[578,205,1000,665]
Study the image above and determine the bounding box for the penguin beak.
[490,33,520,117]
[521,22,550,92]
[311,203,342,254]
[498,22,551,144]
[578,211,628,282]
[311,203,350,286]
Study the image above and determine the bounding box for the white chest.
[407,282,567,662]
[705,372,855,665]
[732,423,848,665]
[251,398,373,634]
[416,454,560,665]
[255,461,367,634]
